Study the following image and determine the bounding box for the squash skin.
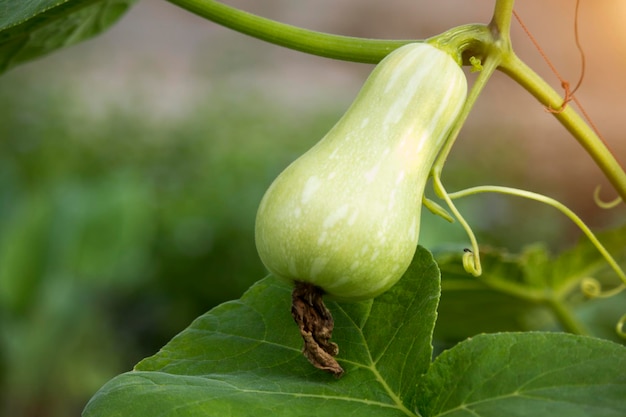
[255,42,467,301]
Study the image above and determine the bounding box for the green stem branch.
[499,52,626,202]
[433,53,500,174]
[166,0,410,63]
[545,296,589,335]
[489,0,626,203]
[490,0,515,45]
[430,53,501,276]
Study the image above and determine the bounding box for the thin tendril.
[593,186,623,209]
[462,250,480,276]
[513,3,587,116]
[432,176,482,276]
[570,0,586,96]
[427,56,500,279]
[580,278,625,299]
[512,10,569,112]
[513,4,609,148]
[447,185,626,288]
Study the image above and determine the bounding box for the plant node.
[291,281,344,377]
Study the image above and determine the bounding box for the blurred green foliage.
[0,72,339,417]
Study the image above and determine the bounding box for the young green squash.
[255,42,467,301]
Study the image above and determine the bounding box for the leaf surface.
[0,0,137,74]
[83,246,441,417]
[435,224,626,343]
[417,332,626,417]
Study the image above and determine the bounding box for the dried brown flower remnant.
[291,281,344,377]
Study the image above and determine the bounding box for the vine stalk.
[490,0,515,43]
[545,296,589,336]
[166,0,410,63]
[499,53,626,202]
[430,52,502,276]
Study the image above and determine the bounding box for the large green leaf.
[82,243,626,416]
[83,246,441,417]
[0,0,137,74]
[417,332,626,417]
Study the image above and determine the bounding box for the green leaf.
[417,332,626,417]
[434,224,626,342]
[528,224,626,292]
[83,246,440,417]
[0,0,137,74]
[435,247,548,342]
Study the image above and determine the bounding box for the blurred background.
[1,1,625,416]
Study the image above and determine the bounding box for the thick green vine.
[165,0,409,63]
